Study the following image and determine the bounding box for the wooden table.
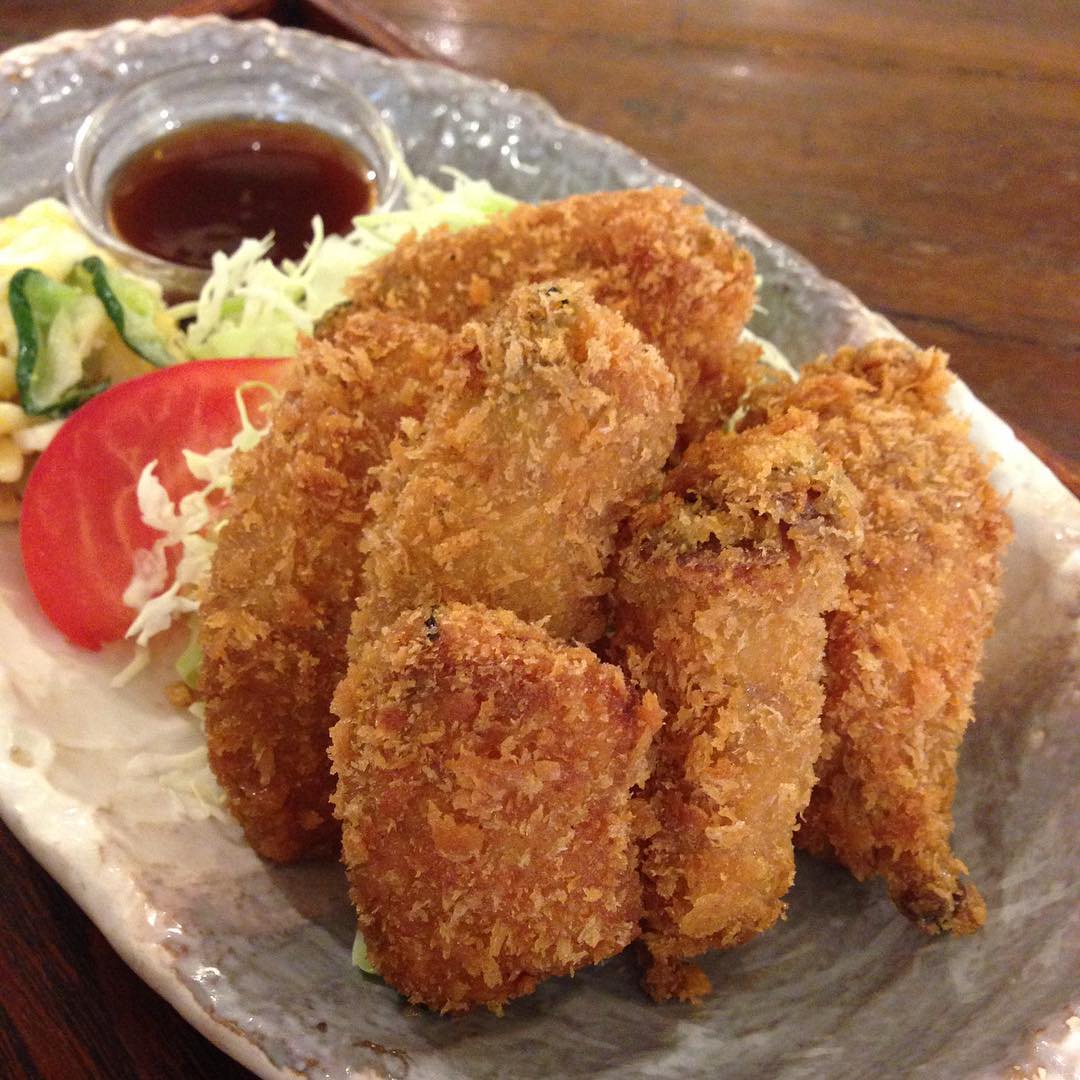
[0,4,1076,1078]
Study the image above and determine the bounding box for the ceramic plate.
[0,16,1076,1080]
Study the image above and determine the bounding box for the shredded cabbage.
[718,328,800,435]
[352,931,379,975]
[125,739,230,823]
[175,622,203,689]
[120,381,279,656]
[176,163,518,360]
[742,327,798,379]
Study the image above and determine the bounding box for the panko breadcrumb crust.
[340,188,759,434]
[330,603,662,1014]
[747,340,1012,935]
[610,412,863,1002]
[200,315,451,862]
[351,278,680,646]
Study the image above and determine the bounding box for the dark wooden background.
[0,3,1077,1078]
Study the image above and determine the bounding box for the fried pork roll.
[351,278,680,647]
[331,603,661,1013]
[610,412,862,1001]
[748,340,1011,934]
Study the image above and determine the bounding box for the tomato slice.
[19,357,289,650]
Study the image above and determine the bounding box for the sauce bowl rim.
[64,56,405,297]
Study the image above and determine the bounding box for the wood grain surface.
[0,3,1077,1078]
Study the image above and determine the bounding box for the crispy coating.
[351,279,680,646]
[200,314,451,862]
[330,603,662,1014]
[677,335,779,448]
[609,413,863,1002]
[749,339,1012,934]
[344,188,758,424]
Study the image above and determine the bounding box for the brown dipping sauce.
[107,118,376,268]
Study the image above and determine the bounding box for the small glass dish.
[64,56,404,297]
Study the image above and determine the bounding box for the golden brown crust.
[638,950,714,1005]
[344,188,758,424]
[609,413,863,998]
[351,279,680,647]
[330,603,662,1014]
[200,315,451,862]
[748,339,1012,934]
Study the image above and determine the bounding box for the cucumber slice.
[9,268,109,416]
[70,256,182,368]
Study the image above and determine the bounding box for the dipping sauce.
[107,118,376,268]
